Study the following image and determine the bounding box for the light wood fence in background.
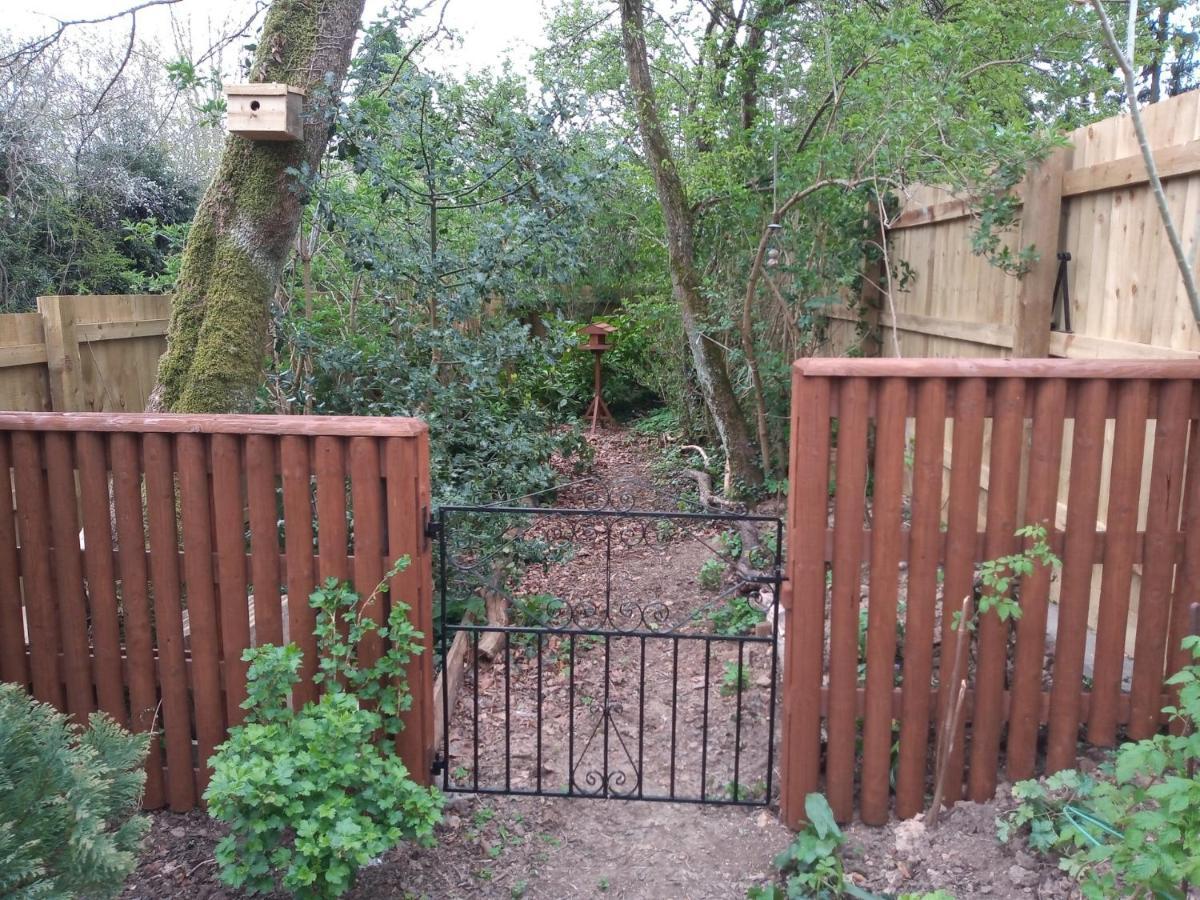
[0,295,168,413]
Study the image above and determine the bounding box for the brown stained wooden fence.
[781,358,1200,827]
[0,412,434,812]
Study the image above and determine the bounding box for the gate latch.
[425,516,442,540]
[430,752,446,778]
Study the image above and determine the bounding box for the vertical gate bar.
[669,636,679,799]
[1089,379,1151,747]
[0,434,28,690]
[536,631,543,794]
[700,640,711,801]
[110,432,163,808]
[782,369,832,826]
[44,431,93,722]
[826,377,872,822]
[1129,380,1191,739]
[439,508,449,791]
[568,634,576,795]
[1046,380,1108,772]
[937,377,987,805]
[732,639,745,802]
[1006,378,1067,780]
[602,634,611,797]
[637,635,646,798]
[504,633,512,792]
[969,377,1027,802]
[472,630,480,791]
[860,377,908,825]
[895,377,948,818]
[764,516,783,805]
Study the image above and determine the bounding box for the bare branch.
[0,0,180,70]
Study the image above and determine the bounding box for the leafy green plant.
[720,660,750,697]
[748,794,847,899]
[205,563,442,898]
[708,596,766,636]
[956,525,1061,629]
[0,684,149,899]
[698,557,725,591]
[1000,635,1200,899]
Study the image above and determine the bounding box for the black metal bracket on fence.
[430,752,447,779]
[1051,251,1073,333]
[425,516,442,540]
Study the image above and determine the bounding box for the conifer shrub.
[0,684,149,898]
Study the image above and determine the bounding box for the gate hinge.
[425,517,442,540]
[430,752,446,778]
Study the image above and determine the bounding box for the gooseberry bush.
[205,561,442,898]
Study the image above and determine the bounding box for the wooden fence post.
[36,296,86,411]
[1012,148,1069,358]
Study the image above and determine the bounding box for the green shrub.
[720,660,749,697]
[698,558,725,591]
[0,683,149,898]
[748,793,846,899]
[205,565,443,898]
[1000,635,1200,898]
[708,596,766,636]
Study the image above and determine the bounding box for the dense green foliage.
[205,567,442,898]
[1000,635,1200,899]
[0,683,149,899]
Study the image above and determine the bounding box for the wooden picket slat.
[780,371,832,827]
[1171,418,1200,694]
[143,433,196,811]
[387,434,433,782]
[315,436,349,585]
[177,433,225,792]
[826,377,871,822]
[246,433,283,648]
[935,378,987,804]
[895,377,947,818]
[860,378,908,825]
[109,432,164,808]
[75,431,126,724]
[1005,378,1067,780]
[968,378,1026,801]
[1089,380,1151,746]
[1128,380,1191,738]
[11,431,62,709]
[211,433,251,725]
[44,431,95,721]
[0,435,29,687]
[350,437,386,672]
[280,435,318,705]
[1045,380,1109,772]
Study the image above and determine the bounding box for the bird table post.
[581,322,616,434]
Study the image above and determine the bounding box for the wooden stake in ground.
[928,594,973,826]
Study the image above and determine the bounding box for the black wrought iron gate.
[434,481,783,806]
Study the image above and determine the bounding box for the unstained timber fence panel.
[782,358,1200,827]
[0,412,433,811]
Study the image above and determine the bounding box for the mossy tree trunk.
[151,0,365,413]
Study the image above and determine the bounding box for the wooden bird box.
[224,83,304,142]
[581,322,616,351]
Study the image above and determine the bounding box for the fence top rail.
[794,357,1200,379]
[0,411,428,437]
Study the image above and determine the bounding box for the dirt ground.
[121,430,1076,900]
